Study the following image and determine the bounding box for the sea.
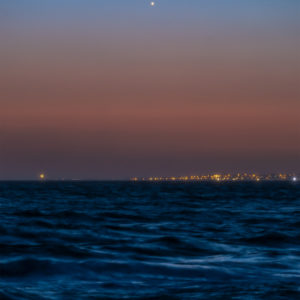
[0,181,299,299]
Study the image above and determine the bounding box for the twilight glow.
[0,0,299,179]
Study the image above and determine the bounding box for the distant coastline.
[131,173,298,182]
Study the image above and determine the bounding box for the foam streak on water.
[0,181,299,299]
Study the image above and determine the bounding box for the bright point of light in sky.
[150,2,155,7]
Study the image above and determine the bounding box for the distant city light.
[39,173,45,180]
[130,173,297,182]
[150,2,155,7]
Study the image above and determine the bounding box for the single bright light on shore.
[150,1,155,6]
[292,177,297,182]
[40,173,45,180]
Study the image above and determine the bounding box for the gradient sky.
[0,0,299,179]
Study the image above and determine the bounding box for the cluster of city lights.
[131,173,298,182]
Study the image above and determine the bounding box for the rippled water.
[0,181,299,299]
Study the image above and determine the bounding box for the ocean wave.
[0,181,299,299]
[240,232,300,246]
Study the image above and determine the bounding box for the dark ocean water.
[0,181,300,299]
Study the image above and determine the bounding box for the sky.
[0,0,299,180]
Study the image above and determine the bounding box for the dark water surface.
[0,181,299,299]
